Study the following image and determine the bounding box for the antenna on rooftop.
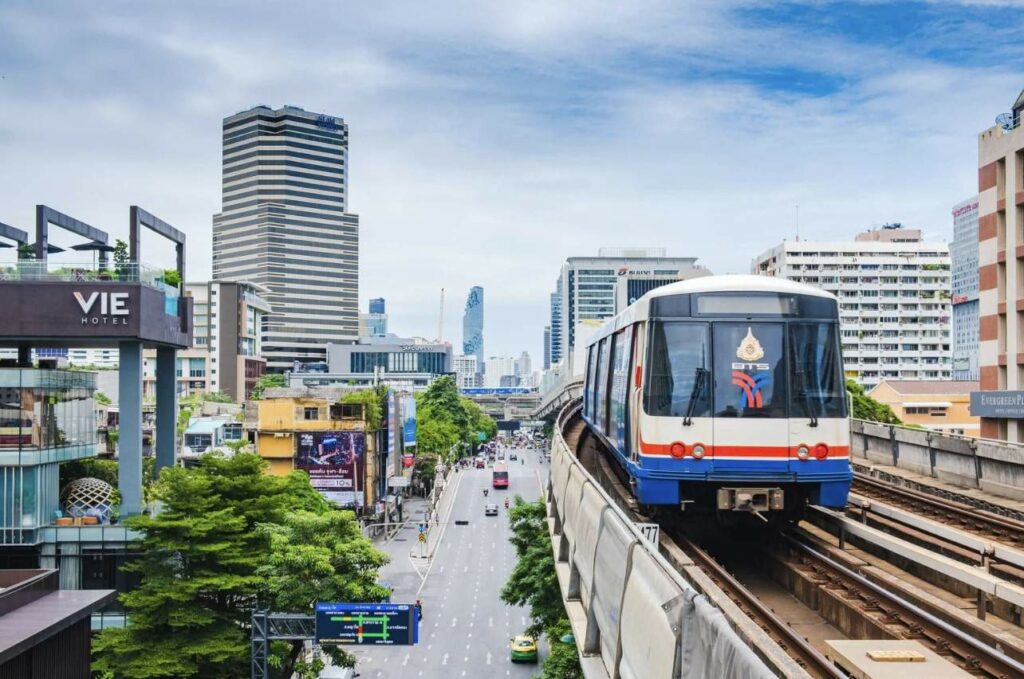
[795,204,800,242]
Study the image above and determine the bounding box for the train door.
[711,323,788,470]
[629,323,644,462]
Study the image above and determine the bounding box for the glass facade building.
[951,197,980,380]
[0,369,97,545]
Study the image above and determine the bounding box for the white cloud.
[0,0,1019,362]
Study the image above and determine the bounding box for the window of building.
[303,406,320,420]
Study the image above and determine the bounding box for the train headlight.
[814,443,829,460]
[796,445,810,461]
[670,442,686,458]
[691,444,706,460]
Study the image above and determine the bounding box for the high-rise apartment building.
[951,197,980,380]
[551,249,710,366]
[753,226,951,387]
[975,91,1024,441]
[143,280,271,401]
[212,105,359,372]
[462,286,484,377]
[453,354,479,390]
[549,283,563,366]
[543,326,551,370]
[369,298,385,314]
[485,355,517,388]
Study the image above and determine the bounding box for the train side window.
[608,327,634,454]
[595,338,612,433]
[644,322,710,417]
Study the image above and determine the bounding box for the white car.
[484,503,499,516]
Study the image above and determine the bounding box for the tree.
[413,452,440,494]
[415,376,496,458]
[847,380,901,424]
[95,390,112,406]
[114,238,130,280]
[93,453,386,678]
[500,497,565,637]
[538,619,582,679]
[250,373,286,400]
[258,511,390,677]
[501,497,581,677]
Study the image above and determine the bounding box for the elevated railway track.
[554,398,1024,678]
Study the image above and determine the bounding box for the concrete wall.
[851,418,1024,500]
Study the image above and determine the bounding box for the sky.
[1,1,1023,365]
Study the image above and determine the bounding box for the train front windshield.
[644,293,847,419]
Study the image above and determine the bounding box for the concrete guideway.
[349,447,548,678]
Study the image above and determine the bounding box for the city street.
[350,447,549,678]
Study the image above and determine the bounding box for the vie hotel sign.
[74,291,130,325]
[971,391,1024,419]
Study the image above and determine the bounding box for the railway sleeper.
[792,525,1024,671]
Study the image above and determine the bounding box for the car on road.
[509,452,517,461]
[475,457,486,469]
[484,503,499,516]
[510,635,538,663]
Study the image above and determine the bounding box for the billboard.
[296,432,366,507]
[315,602,419,645]
[971,390,1024,418]
[402,395,417,448]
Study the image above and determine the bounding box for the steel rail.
[784,531,1024,679]
[853,472,1024,542]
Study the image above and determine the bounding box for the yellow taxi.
[510,634,538,663]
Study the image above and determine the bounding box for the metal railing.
[0,261,171,290]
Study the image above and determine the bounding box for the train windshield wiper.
[682,367,708,426]
[798,389,819,428]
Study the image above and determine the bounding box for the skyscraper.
[552,250,709,366]
[361,298,387,337]
[212,105,359,372]
[549,283,562,366]
[462,286,484,377]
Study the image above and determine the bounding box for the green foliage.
[93,453,387,678]
[113,238,130,278]
[94,390,112,405]
[500,497,565,638]
[162,268,181,288]
[340,389,384,430]
[202,390,235,404]
[416,376,497,459]
[250,373,286,400]
[847,380,902,425]
[257,510,390,674]
[60,458,118,489]
[539,618,582,679]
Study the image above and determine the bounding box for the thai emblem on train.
[732,327,770,408]
[736,327,765,362]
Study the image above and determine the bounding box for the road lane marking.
[489,617,493,627]
[487,652,492,664]
[402,655,409,666]
[442,653,449,665]
[451,617,457,627]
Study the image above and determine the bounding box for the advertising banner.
[402,395,417,449]
[296,432,366,507]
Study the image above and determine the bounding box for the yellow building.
[256,387,381,509]
[868,380,980,437]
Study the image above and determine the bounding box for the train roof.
[589,274,838,342]
[645,274,835,300]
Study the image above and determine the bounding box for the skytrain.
[580,275,851,520]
